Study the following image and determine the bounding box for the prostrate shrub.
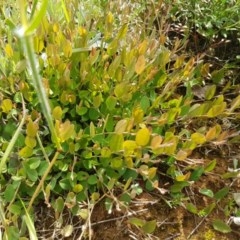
[0,0,240,238]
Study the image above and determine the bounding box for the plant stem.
[27,151,60,212]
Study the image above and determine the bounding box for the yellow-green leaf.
[106,96,117,111]
[135,55,146,75]
[205,85,216,100]
[132,108,144,125]
[114,83,126,98]
[176,172,191,182]
[25,136,37,149]
[123,140,137,156]
[26,120,39,137]
[90,122,95,137]
[207,103,226,117]
[148,167,157,179]
[73,184,83,193]
[52,106,63,120]
[229,95,240,112]
[142,220,157,234]
[56,120,75,142]
[115,119,128,134]
[1,99,13,113]
[63,40,72,57]
[191,132,206,144]
[136,128,150,146]
[5,44,13,57]
[109,134,124,152]
[101,147,111,158]
[111,157,123,169]
[19,146,33,158]
[138,40,148,55]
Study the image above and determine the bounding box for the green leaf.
[77,171,89,181]
[199,188,214,198]
[28,158,41,169]
[25,166,38,182]
[4,184,16,202]
[120,193,131,205]
[214,187,229,200]
[211,68,225,84]
[8,203,22,215]
[59,178,71,190]
[55,197,64,213]
[204,159,216,172]
[111,157,123,169]
[205,85,216,100]
[128,217,145,227]
[106,96,117,111]
[87,175,98,185]
[38,161,49,176]
[88,108,100,121]
[109,134,124,152]
[170,181,190,193]
[140,96,150,112]
[186,203,198,214]
[190,166,204,181]
[212,219,231,233]
[93,94,102,108]
[202,202,216,215]
[4,226,20,240]
[76,106,88,115]
[142,220,157,234]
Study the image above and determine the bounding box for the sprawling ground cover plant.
[0,0,240,239]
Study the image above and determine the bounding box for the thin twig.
[187,215,207,239]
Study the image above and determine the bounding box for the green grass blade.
[61,0,70,23]
[25,0,48,35]
[20,199,38,240]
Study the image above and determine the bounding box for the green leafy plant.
[0,0,240,239]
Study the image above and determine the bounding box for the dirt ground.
[35,151,240,240]
[89,159,240,240]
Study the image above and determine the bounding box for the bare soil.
[35,151,240,240]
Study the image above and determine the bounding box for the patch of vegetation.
[0,0,240,239]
